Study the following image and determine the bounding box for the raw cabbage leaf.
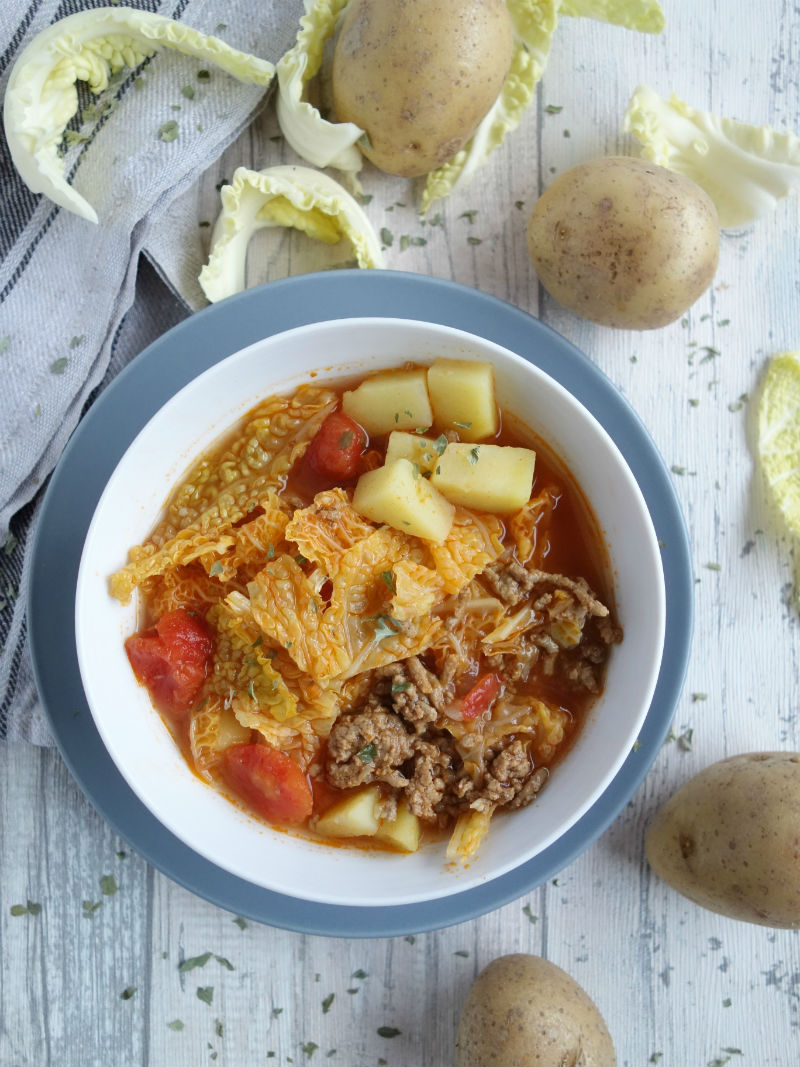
[559,0,665,33]
[3,6,275,224]
[275,0,363,177]
[624,84,800,227]
[198,165,384,303]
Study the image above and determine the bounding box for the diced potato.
[384,431,443,475]
[431,442,536,513]
[315,785,381,838]
[342,368,433,435]
[375,802,421,853]
[353,458,455,542]
[427,358,499,442]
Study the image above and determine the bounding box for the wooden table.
[2,2,799,1064]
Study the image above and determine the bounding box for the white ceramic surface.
[75,317,666,907]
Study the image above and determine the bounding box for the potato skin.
[332,0,513,177]
[455,954,616,1067]
[526,156,719,329]
[646,752,800,928]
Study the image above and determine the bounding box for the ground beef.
[405,736,457,821]
[446,739,548,814]
[326,707,414,790]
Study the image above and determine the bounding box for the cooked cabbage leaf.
[198,165,384,302]
[624,84,800,227]
[3,6,275,224]
[275,0,363,176]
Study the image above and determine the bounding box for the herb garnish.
[377,1026,401,1038]
[357,743,378,763]
[433,434,448,455]
[372,614,401,640]
[158,120,179,142]
[10,901,41,916]
[197,986,214,1005]
[338,430,354,450]
[322,993,335,1013]
[50,357,68,374]
[381,570,395,592]
[380,227,393,247]
[469,446,481,464]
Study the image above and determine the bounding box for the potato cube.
[353,458,455,542]
[314,785,381,838]
[375,802,421,853]
[427,359,499,441]
[342,368,433,435]
[430,442,535,513]
[384,432,443,475]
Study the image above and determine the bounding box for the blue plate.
[28,270,693,938]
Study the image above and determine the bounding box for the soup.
[110,358,621,860]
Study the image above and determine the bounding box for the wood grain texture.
[3,1,800,1064]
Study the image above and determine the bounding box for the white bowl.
[75,317,665,907]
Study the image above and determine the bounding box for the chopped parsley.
[181,85,196,99]
[380,227,394,247]
[377,1027,401,1038]
[522,903,538,923]
[357,743,378,764]
[433,434,448,455]
[179,952,213,972]
[209,561,224,576]
[322,993,335,1013]
[100,874,118,896]
[468,446,481,464]
[381,570,395,592]
[459,210,478,223]
[197,986,214,1005]
[545,103,563,114]
[158,120,179,143]
[50,357,68,374]
[391,681,410,693]
[233,916,248,930]
[167,1020,185,1031]
[69,334,86,348]
[197,69,212,81]
[10,901,41,916]
[82,900,102,917]
[338,430,354,450]
[358,131,373,151]
[121,986,137,1000]
[467,235,482,246]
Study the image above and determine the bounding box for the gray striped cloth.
[0,0,302,742]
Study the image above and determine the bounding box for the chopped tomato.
[222,744,313,824]
[461,672,503,720]
[125,608,213,717]
[298,409,367,490]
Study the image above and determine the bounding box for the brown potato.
[646,752,800,928]
[455,954,616,1067]
[526,156,719,329]
[332,0,513,177]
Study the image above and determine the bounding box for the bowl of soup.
[75,316,665,907]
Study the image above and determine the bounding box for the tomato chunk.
[461,672,503,720]
[125,608,213,716]
[222,744,313,824]
[299,409,367,490]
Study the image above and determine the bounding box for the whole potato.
[646,751,800,928]
[455,954,616,1067]
[526,156,719,329]
[332,0,513,177]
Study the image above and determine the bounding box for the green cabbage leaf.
[624,84,800,227]
[275,0,364,179]
[3,6,275,224]
[198,165,384,303]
